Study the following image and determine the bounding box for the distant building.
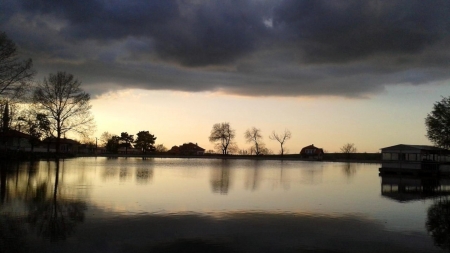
[168,142,205,155]
[300,144,324,160]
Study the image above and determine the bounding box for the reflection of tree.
[0,163,6,204]
[426,198,450,251]
[342,162,356,178]
[27,160,86,241]
[245,160,261,191]
[120,167,129,181]
[210,160,231,194]
[136,167,153,184]
[0,215,28,253]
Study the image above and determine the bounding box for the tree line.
[208,122,293,155]
[99,131,163,154]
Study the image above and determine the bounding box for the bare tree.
[209,122,236,155]
[33,71,95,152]
[341,143,357,159]
[155,144,168,153]
[244,127,264,155]
[99,131,113,147]
[269,129,292,155]
[0,32,35,100]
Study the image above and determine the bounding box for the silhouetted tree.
[99,131,113,147]
[245,127,264,155]
[209,122,236,155]
[1,101,10,132]
[134,131,156,153]
[19,111,50,151]
[119,132,134,154]
[340,143,357,158]
[106,135,120,153]
[426,96,450,149]
[269,129,291,155]
[341,143,357,153]
[0,32,35,100]
[33,72,95,153]
[155,144,168,153]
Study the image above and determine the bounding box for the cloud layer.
[1,0,450,97]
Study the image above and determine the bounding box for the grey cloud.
[1,0,450,97]
[273,0,450,63]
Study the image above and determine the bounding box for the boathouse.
[381,144,450,162]
[380,144,450,175]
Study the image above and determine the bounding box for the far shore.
[78,152,382,163]
[0,150,382,163]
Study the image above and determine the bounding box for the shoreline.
[78,153,382,164]
[0,150,382,163]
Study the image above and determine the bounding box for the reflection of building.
[381,175,450,202]
[299,144,324,160]
[168,143,205,155]
[380,144,450,175]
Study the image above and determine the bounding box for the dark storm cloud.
[1,0,449,97]
[272,0,450,63]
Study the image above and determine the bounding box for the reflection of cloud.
[46,211,438,253]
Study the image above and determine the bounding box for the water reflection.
[210,159,231,194]
[136,167,153,184]
[245,160,262,191]
[0,160,87,243]
[342,162,357,178]
[381,175,450,202]
[0,159,446,252]
[427,198,450,251]
[27,160,86,241]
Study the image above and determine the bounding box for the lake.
[0,157,448,252]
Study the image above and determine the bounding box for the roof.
[43,137,80,145]
[0,129,32,138]
[180,142,205,151]
[381,144,449,152]
[300,144,323,151]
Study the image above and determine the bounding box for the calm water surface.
[0,157,448,252]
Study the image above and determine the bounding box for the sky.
[1,0,450,153]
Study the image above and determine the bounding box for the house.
[42,137,80,153]
[168,142,205,155]
[300,144,324,160]
[0,129,32,150]
[381,144,450,163]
